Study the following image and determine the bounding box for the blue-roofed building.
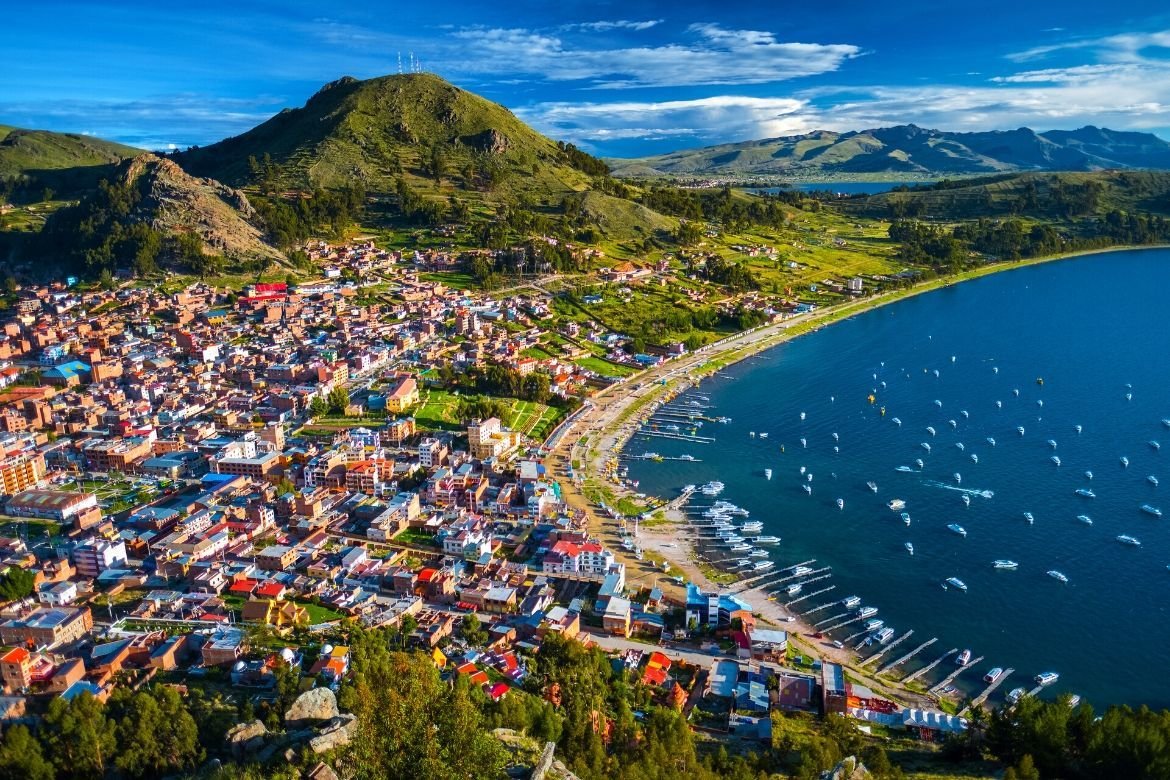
[686,583,721,629]
[42,360,90,387]
[60,680,105,702]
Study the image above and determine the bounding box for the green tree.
[109,687,200,777]
[0,566,35,602]
[309,396,328,418]
[43,692,117,779]
[327,386,350,415]
[0,724,55,780]
[459,613,488,646]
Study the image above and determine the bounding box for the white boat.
[802,484,812,495]
[1117,534,1141,546]
[1014,389,1020,396]
[752,560,774,571]
[800,412,806,421]
[836,498,845,510]
[1122,456,1129,468]
[1048,570,1069,583]
[842,596,862,609]
[945,577,967,591]
[807,473,814,482]
[895,465,914,473]
[1075,488,1095,498]
[1007,687,1027,704]
[867,481,878,493]
[1075,425,1082,434]
[893,417,902,426]
[915,458,925,469]
[786,583,802,595]
[948,523,967,537]
[956,442,965,451]
[888,499,906,511]
[1141,504,1163,517]
[984,667,1004,683]
[954,472,962,484]
[949,419,958,429]
[1068,694,1082,708]
[962,494,971,507]
[926,426,936,436]
[1024,512,1034,524]
[1127,393,1134,401]
[971,454,978,463]
[901,512,911,525]
[750,431,756,438]
[1076,515,1093,525]
[864,618,885,632]
[759,432,768,438]
[1037,400,1044,408]
[749,549,769,558]
[996,400,1002,408]
[800,438,807,448]
[792,566,814,576]
[1047,439,1057,449]
[875,627,896,644]
[1018,426,1025,435]
[1084,470,1092,480]
[921,442,932,452]
[679,454,695,461]
[1149,475,1159,487]
[956,649,972,666]
[753,536,781,545]
[993,367,999,374]
[857,606,878,618]
[1051,456,1061,466]
[1150,440,1161,451]
[987,437,996,446]
[905,542,914,555]
[961,410,969,418]
[832,432,839,441]
[934,399,942,407]
[764,468,773,480]
[1164,419,1170,429]
[739,522,763,533]
[1035,672,1060,686]
[992,560,1019,569]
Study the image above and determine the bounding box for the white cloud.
[565,20,664,33]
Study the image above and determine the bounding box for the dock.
[962,668,1015,715]
[814,611,850,628]
[783,584,834,608]
[860,631,913,668]
[634,429,715,443]
[876,637,937,676]
[801,599,840,616]
[730,559,817,592]
[901,648,958,684]
[929,656,984,695]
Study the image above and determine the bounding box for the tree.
[109,687,200,777]
[42,692,116,779]
[0,566,35,602]
[460,613,488,647]
[309,396,328,418]
[327,386,350,415]
[0,724,55,780]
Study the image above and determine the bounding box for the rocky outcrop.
[284,687,340,728]
[825,756,872,780]
[226,719,269,759]
[461,128,510,155]
[307,713,358,755]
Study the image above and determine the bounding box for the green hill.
[177,73,597,204]
[0,125,142,196]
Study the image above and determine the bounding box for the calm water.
[626,248,1170,708]
[752,181,927,196]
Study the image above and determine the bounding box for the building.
[0,607,93,648]
[541,541,618,580]
[201,626,246,666]
[383,375,419,413]
[6,489,98,521]
[418,438,447,469]
[257,545,298,572]
[467,417,520,461]
[0,452,47,496]
[73,538,128,578]
[822,662,847,715]
[0,647,32,692]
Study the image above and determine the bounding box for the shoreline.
[543,242,1170,707]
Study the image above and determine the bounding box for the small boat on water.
[949,419,958,428]
[1038,400,1044,408]
[800,438,807,448]
[1150,440,1162,451]
[1075,424,1083,434]
[800,466,806,474]
[1007,687,1027,704]
[1075,488,1095,498]
[807,473,814,482]
[971,453,978,463]
[1018,426,1026,436]
[985,667,1004,683]
[792,566,814,577]
[1163,419,1170,429]
[993,560,1019,569]
[962,410,969,418]
[1047,439,1058,449]
[945,577,968,591]
[902,512,912,525]
[1068,694,1082,708]
[1141,504,1163,517]
[1149,475,1159,487]
[1036,672,1060,686]
[1127,393,1134,401]
[948,523,967,537]
[1076,515,1093,525]
[867,481,878,493]
[1048,570,1069,583]
[895,465,914,473]
[832,432,839,441]
[956,649,972,666]
[905,542,914,555]
[875,627,897,644]
[1117,534,1141,546]
[764,468,773,480]
[962,494,971,507]
[750,431,756,438]
[987,437,996,446]
[956,442,965,451]
[915,458,925,469]
[786,583,802,595]
[996,400,1003,408]
[934,399,943,407]
[922,442,932,453]
[893,417,902,426]
[888,499,907,510]
[800,412,806,421]
[954,472,962,484]
[864,618,885,632]
[1122,456,1130,468]
[857,606,878,618]
[753,536,781,545]
[752,560,775,571]
[1024,512,1035,524]
[803,484,812,495]
[842,596,862,609]
[1085,470,1093,480]
[1051,456,1062,466]
[759,432,769,438]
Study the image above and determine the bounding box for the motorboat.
[1084,470,1092,480]
[962,494,971,507]
[749,549,769,558]
[1047,439,1058,449]
[875,627,896,644]
[1048,570,1069,583]
[984,667,1004,683]
[921,442,932,453]
[1007,687,1027,704]
[905,542,914,555]
[949,419,958,428]
[800,438,807,448]
[887,499,906,511]
[956,649,972,666]
[842,596,861,609]
[954,472,962,484]
[759,432,768,439]
[792,566,814,577]
[1151,440,1161,451]
[895,465,914,473]
[926,426,936,436]
[947,523,967,537]
[836,498,845,510]
[1014,389,1020,397]
[752,560,774,571]
[832,432,839,441]
[934,399,943,407]
[987,437,996,446]
[786,583,802,595]
[1035,672,1060,686]
[764,469,772,480]
[1149,475,1159,487]
[1068,694,1082,708]
[1076,515,1093,525]
[800,412,806,421]
[915,458,925,469]
[1122,456,1130,468]
[971,454,978,463]
[1018,426,1026,436]
[1141,504,1163,517]
[961,410,969,418]
[802,484,812,495]
[893,417,902,426]
[901,512,911,525]
[1117,534,1142,546]
[857,606,878,618]
[753,536,781,545]
[1051,456,1061,466]
[867,481,878,493]
[945,577,968,591]
[1075,488,1095,498]
[956,442,965,451]
[1023,512,1034,524]
[996,400,1003,408]
[993,560,1019,569]
[864,618,885,632]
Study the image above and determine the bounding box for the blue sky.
[3,1,1170,156]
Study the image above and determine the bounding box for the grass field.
[573,355,637,377]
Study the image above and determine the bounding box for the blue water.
[752,181,927,196]
[626,248,1170,708]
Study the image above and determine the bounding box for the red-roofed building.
[229,579,259,596]
[541,540,616,578]
[641,651,672,688]
[483,681,510,702]
[255,581,287,600]
[0,647,32,691]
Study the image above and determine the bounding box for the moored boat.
[842,595,861,609]
[1075,488,1095,498]
[1024,512,1034,524]
[956,649,972,666]
[1076,515,1093,525]
[1035,671,1060,686]
[984,667,1004,683]
[904,542,914,555]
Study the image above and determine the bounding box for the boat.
[984,667,1004,683]
[1149,475,1159,487]
[752,560,774,571]
[748,549,768,559]
[1018,426,1026,435]
[739,520,763,531]
[905,542,914,555]
[792,566,814,576]
[800,466,806,474]
[832,432,839,441]
[1076,515,1093,525]
[1151,440,1162,451]
[800,412,806,421]
[1075,488,1095,498]
[678,454,695,461]
[1014,389,1020,397]
[893,417,902,426]
[800,438,807,448]
[949,419,958,428]
[962,410,969,418]
[875,627,896,644]
[948,523,967,537]
[1084,470,1092,480]
[726,541,749,550]
[857,606,878,618]
[956,442,965,451]
[962,494,971,507]
[750,431,756,438]
[996,400,1003,408]
[864,618,885,632]
[753,536,781,545]
[915,458,925,469]
[935,399,942,407]
[867,481,878,493]
[1068,694,1082,708]
[993,367,999,374]
[759,432,768,439]
[956,649,972,666]
[1047,439,1057,449]
[1117,534,1142,546]
[971,454,978,463]
[1141,504,1163,517]
[1023,512,1034,524]
[1048,570,1069,583]
[842,596,862,609]
[926,426,936,436]
[1007,687,1027,704]
[945,577,968,591]
[921,442,932,453]
[700,481,725,496]
[1164,419,1170,429]
[901,512,911,525]
[1035,672,1060,686]
[895,465,914,473]
[954,472,962,484]
[888,499,906,511]
[1127,393,1133,401]
[1038,400,1044,407]
[987,437,996,446]
[764,468,773,480]
[836,498,845,510]
[807,473,814,482]
[1122,456,1129,467]
[786,583,802,595]
[1051,456,1061,466]
[802,484,812,495]
[993,560,1019,569]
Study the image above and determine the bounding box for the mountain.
[177,73,596,200]
[0,125,142,195]
[610,125,1170,178]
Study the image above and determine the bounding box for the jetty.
[801,599,840,616]
[962,668,1015,715]
[634,429,715,443]
[929,656,984,695]
[901,648,958,684]
[877,637,937,676]
[783,584,835,608]
[730,559,817,592]
[814,611,850,628]
[860,631,913,667]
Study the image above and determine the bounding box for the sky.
[3,1,1170,157]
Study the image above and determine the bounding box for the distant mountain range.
[0,124,142,194]
[609,125,1170,178]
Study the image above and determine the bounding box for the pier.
[901,648,958,684]
[929,656,984,695]
[729,559,817,592]
[962,668,1015,715]
[634,429,715,443]
[827,615,866,635]
[783,584,835,608]
[859,631,913,667]
[801,599,840,616]
[876,637,937,676]
[778,573,833,600]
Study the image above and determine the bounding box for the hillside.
[177,73,595,203]
[611,125,1170,179]
[0,125,143,196]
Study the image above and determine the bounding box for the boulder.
[308,714,358,755]
[226,720,269,758]
[285,687,340,727]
